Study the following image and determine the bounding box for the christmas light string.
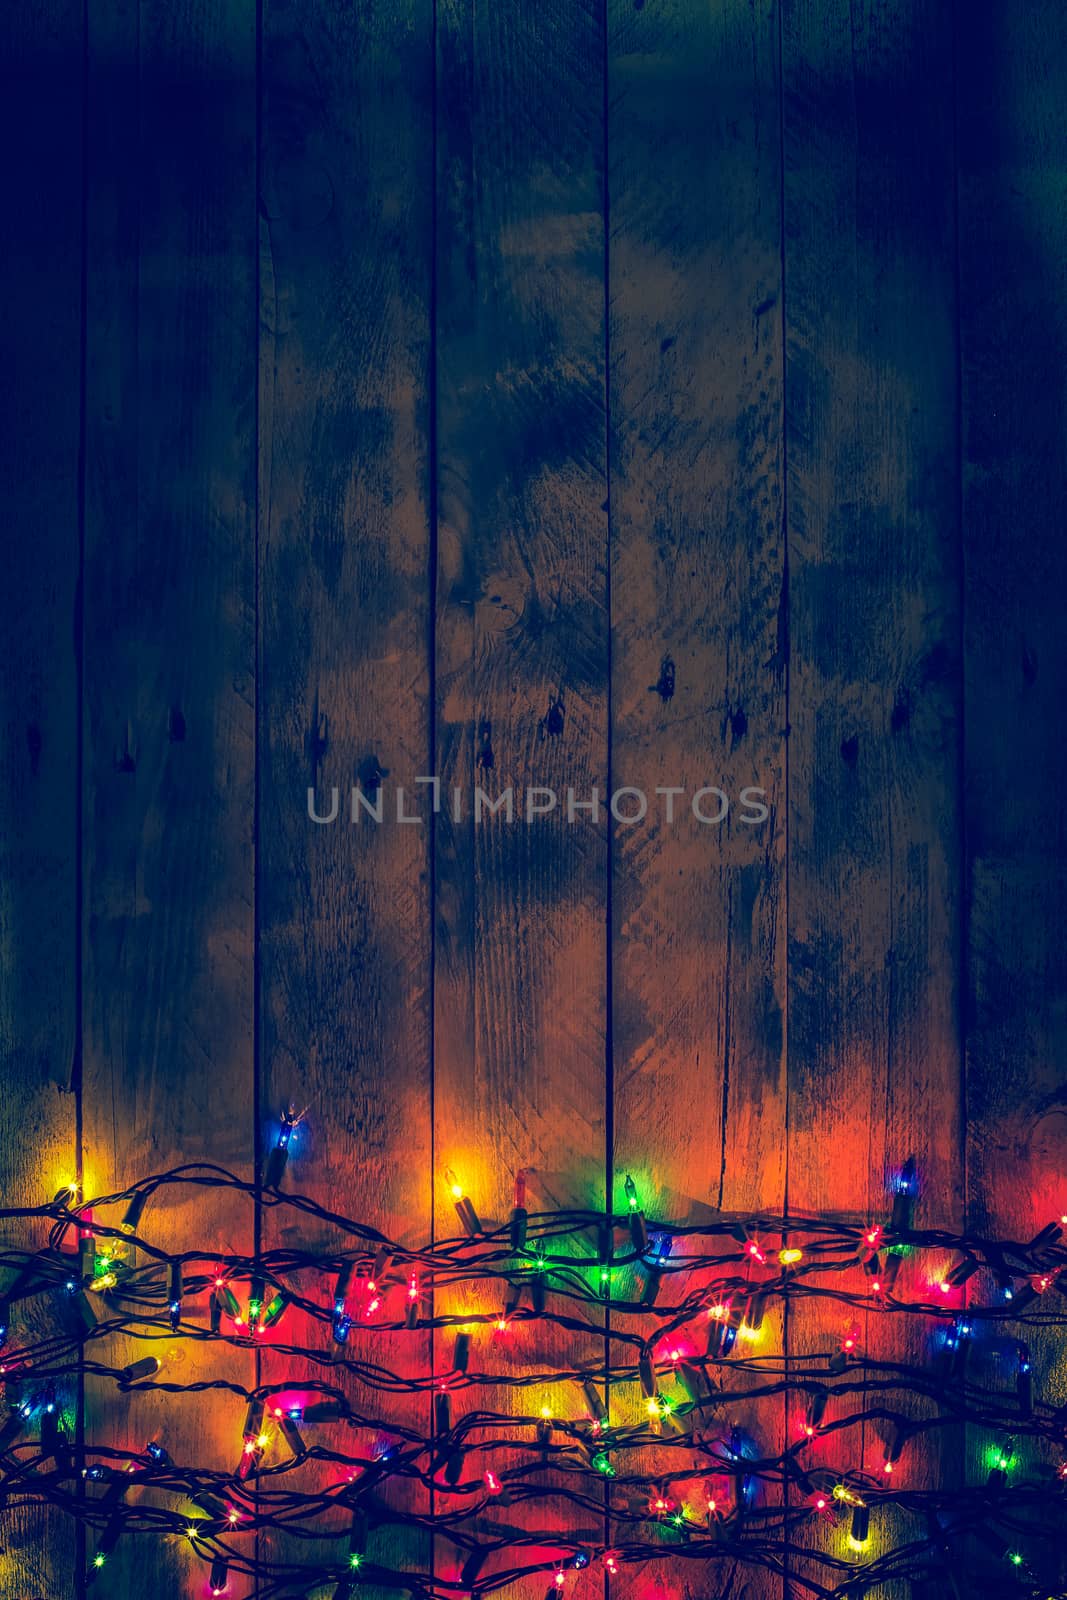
[0,1132,1065,1598]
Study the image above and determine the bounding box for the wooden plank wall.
[434,1,607,1592]
[258,0,433,1587]
[958,0,1067,1559]
[782,1,962,1589]
[2,2,1067,1598]
[0,4,82,1594]
[608,2,785,1597]
[82,2,257,1594]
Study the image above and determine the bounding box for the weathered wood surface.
[3,3,1067,1597]
[257,0,434,1592]
[0,4,82,1594]
[959,2,1067,1587]
[607,2,786,1595]
[257,0,435,1587]
[82,0,257,1591]
[433,0,608,1592]
[782,0,961,1589]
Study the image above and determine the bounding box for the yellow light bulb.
[779,1247,803,1265]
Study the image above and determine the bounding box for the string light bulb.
[445,1168,480,1234]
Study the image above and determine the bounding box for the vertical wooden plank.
[0,4,81,1593]
[607,2,786,1596]
[258,0,433,1592]
[83,0,256,1590]
[783,0,961,1589]
[959,3,1067,1587]
[434,0,608,1592]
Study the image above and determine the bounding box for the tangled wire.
[1,1147,1066,1599]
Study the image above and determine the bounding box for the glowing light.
[484,1470,502,1494]
[746,1241,766,1264]
[779,1247,803,1266]
[350,1554,363,1570]
[1008,1552,1023,1567]
[93,1554,106,1569]
[624,1174,640,1211]
[445,1168,463,1200]
[707,1303,728,1320]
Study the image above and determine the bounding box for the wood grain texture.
[959,2,1067,1586]
[8,3,1067,1594]
[0,5,82,1593]
[782,0,961,1586]
[607,3,786,1595]
[257,0,433,1590]
[83,0,256,1590]
[433,0,608,1590]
